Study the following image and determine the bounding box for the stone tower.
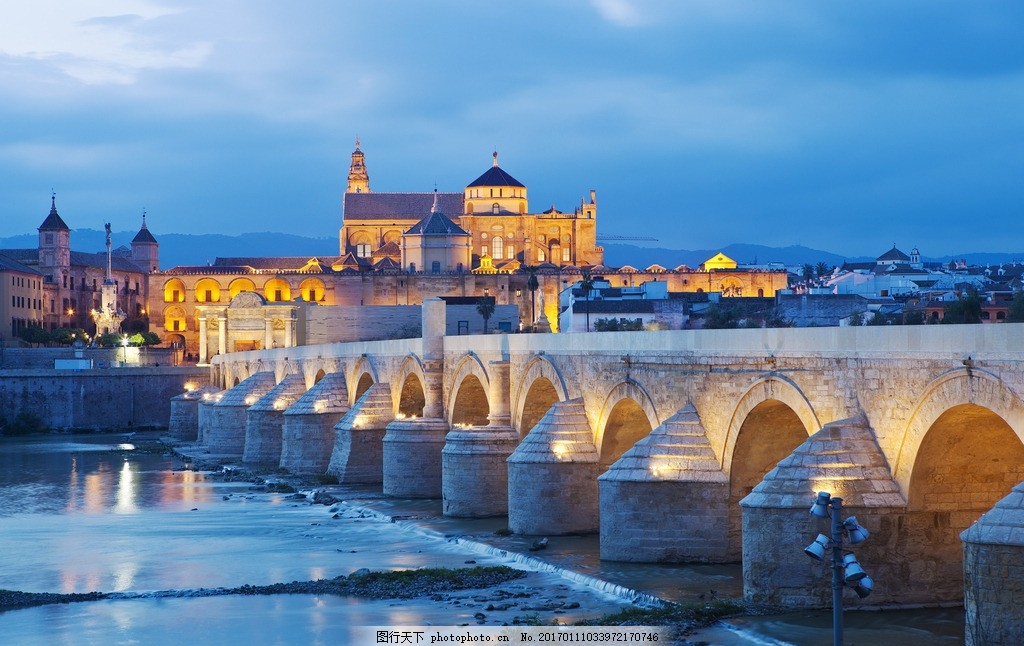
[37,193,70,284]
[131,210,159,273]
[346,137,370,194]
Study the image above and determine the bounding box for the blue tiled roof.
[467,165,525,188]
[405,212,470,237]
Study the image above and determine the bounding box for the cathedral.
[339,141,604,272]
[1,142,787,356]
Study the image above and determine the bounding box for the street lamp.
[803,491,874,646]
[121,335,129,366]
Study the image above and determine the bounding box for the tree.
[702,304,740,329]
[942,288,983,324]
[525,266,539,326]
[802,264,814,282]
[476,296,495,334]
[580,272,594,332]
[18,324,50,347]
[1008,293,1024,323]
[815,262,831,279]
[903,310,925,325]
[848,311,864,326]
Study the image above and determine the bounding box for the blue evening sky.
[1,1,1022,257]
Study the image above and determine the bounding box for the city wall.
[0,367,207,431]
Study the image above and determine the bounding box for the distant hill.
[1,230,1020,271]
[0,229,337,269]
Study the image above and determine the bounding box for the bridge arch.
[894,368,1024,601]
[511,355,569,437]
[895,368,1024,492]
[447,353,491,427]
[394,355,428,418]
[722,375,820,559]
[594,379,660,470]
[348,356,378,405]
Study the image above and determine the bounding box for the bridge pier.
[508,398,598,535]
[382,300,451,498]
[962,481,1024,646]
[327,383,393,483]
[279,372,350,475]
[243,373,306,466]
[383,417,449,498]
[206,372,276,456]
[169,385,220,441]
[442,426,518,517]
[196,390,222,445]
[443,359,517,517]
[600,404,729,562]
[740,416,906,608]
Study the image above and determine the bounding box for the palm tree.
[525,266,539,326]
[476,296,496,334]
[580,272,594,332]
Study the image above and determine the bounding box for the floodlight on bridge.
[801,491,877,646]
[852,576,874,599]
[842,553,868,584]
[843,516,870,544]
[810,491,832,518]
[804,533,831,561]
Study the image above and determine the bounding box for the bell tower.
[346,137,370,194]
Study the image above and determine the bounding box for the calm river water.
[0,434,965,645]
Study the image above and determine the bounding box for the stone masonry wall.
[0,367,207,431]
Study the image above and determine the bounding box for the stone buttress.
[170,385,221,441]
[442,359,518,518]
[507,398,598,535]
[196,389,224,445]
[327,383,393,483]
[961,481,1024,646]
[243,373,307,465]
[205,372,276,456]
[383,299,449,498]
[740,415,906,608]
[599,404,729,562]
[279,372,350,475]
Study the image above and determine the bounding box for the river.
[0,433,964,645]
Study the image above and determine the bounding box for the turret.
[346,137,370,194]
[131,210,159,272]
[37,193,71,282]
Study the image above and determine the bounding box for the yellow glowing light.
[551,441,570,460]
[395,412,407,420]
[244,395,258,406]
[183,382,198,393]
[313,400,326,413]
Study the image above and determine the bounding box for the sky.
[1,1,1022,258]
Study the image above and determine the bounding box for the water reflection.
[115,460,138,514]
[0,433,209,516]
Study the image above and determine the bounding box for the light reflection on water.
[0,433,209,517]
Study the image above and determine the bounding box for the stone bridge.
[176,299,1024,639]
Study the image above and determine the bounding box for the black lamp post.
[805,491,873,646]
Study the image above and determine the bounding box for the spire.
[355,135,361,151]
[132,208,158,244]
[493,150,499,167]
[39,191,70,231]
[431,189,440,213]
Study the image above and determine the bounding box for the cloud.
[589,0,646,27]
[0,1,210,85]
